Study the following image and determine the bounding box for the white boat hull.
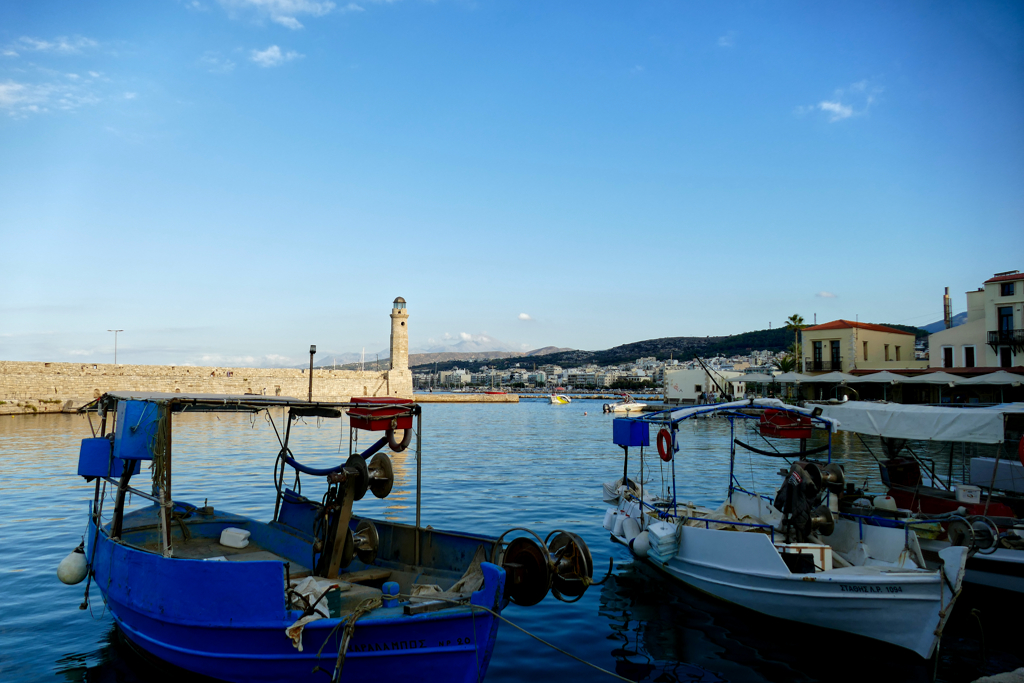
[607,492,967,659]
[604,402,646,413]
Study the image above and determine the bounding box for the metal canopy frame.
[81,392,423,562]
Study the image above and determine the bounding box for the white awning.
[898,372,960,385]
[956,371,1024,386]
[774,372,811,382]
[847,371,910,384]
[801,371,859,383]
[818,402,1019,444]
[728,373,775,383]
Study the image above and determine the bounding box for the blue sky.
[1,1,1022,366]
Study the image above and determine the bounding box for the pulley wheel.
[501,536,551,607]
[354,519,379,565]
[809,505,836,537]
[821,463,845,492]
[368,453,394,499]
[547,531,594,599]
[947,519,975,548]
[345,454,370,501]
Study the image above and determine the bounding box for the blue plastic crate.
[613,419,649,447]
[113,400,160,460]
[78,438,140,479]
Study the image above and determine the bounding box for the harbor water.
[1,400,1021,682]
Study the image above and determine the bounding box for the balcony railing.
[989,329,1024,352]
[804,358,842,372]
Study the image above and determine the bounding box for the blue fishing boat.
[62,392,594,682]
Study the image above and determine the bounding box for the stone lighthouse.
[386,297,412,396]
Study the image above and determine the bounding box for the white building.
[929,270,1024,369]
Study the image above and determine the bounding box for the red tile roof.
[802,319,914,335]
[985,272,1023,284]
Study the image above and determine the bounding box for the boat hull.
[613,524,963,659]
[87,517,504,683]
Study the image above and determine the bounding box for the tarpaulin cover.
[818,402,1023,444]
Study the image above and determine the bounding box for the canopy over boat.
[91,391,353,412]
[639,397,840,431]
[818,402,1024,444]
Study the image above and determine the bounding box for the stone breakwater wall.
[0,361,413,415]
[413,394,519,403]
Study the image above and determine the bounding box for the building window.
[895,346,901,361]
[862,341,868,361]
[1000,348,1012,368]
[884,344,890,361]
[1001,282,1015,296]
[830,340,841,368]
[964,346,975,368]
[942,347,954,368]
[998,306,1014,332]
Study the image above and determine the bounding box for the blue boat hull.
[87,513,505,683]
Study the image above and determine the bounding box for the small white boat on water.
[603,399,968,660]
[603,393,646,413]
[549,394,572,404]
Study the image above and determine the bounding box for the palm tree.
[785,314,807,372]
[773,355,797,373]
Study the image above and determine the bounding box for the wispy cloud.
[250,45,302,67]
[6,35,99,55]
[816,291,838,299]
[0,71,127,118]
[518,313,533,321]
[219,0,337,29]
[797,80,882,123]
[199,51,236,74]
[718,31,736,48]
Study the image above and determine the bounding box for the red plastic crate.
[759,409,812,439]
[347,397,414,431]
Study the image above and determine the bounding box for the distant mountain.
[414,334,525,355]
[316,345,575,371]
[409,328,794,373]
[919,312,968,334]
[525,346,574,356]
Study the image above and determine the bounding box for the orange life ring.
[657,428,673,462]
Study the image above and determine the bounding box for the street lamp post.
[108,329,123,365]
[308,345,317,402]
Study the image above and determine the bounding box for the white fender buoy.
[630,530,650,558]
[58,544,88,585]
[603,509,616,531]
[872,495,897,511]
[613,513,626,537]
[622,518,641,543]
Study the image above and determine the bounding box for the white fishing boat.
[816,401,1024,595]
[602,399,968,660]
[602,393,646,413]
[549,394,572,404]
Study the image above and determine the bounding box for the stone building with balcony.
[800,320,928,374]
[929,270,1024,369]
